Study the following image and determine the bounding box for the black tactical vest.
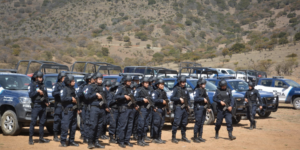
[35,82,46,102]
[219,89,230,104]
[247,90,257,102]
[91,84,105,102]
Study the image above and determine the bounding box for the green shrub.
[185,20,192,26]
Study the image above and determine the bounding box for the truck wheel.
[1,110,22,136]
[77,114,81,129]
[204,110,215,125]
[46,125,54,134]
[293,97,300,110]
[258,111,271,118]
[232,116,241,124]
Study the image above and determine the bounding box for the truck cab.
[255,76,300,109]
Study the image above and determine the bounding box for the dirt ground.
[0,103,299,150]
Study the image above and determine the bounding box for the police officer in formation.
[245,82,263,130]
[108,81,121,144]
[193,78,211,143]
[152,78,169,144]
[131,81,139,141]
[60,74,79,147]
[85,73,110,149]
[134,77,153,146]
[100,81,112,139]
[28,71,50,145]
[213,80,236,140]
[52,72,66,142]
[115,76,135,148]
[77,73,93,143]
[171,76,191,143]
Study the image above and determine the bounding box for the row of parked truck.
[0,60,299,135]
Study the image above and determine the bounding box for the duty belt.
[66,107,76,111]
[91,105,105,109]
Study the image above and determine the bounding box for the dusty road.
[0,104,299,150]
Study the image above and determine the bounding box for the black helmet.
[248,82,255,88]
[110,81,121,91]
[197,78,206,85]
[177,76,187,82]
[150,77,157,82]
[64,74,74,85]
[32,71,43,81]
[141,77,150,83]
[104,80,112,87]
[131,82,138,89]
[155,79,164,85]
[57,72,66,82]
[132,76,140,81]
[123,75,132,82]
[93,72,103,79]
[219,80,227,87]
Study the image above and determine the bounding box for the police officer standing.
[193,78,211,143]
[60,74,79,147]
[245,82,263,130]
[86,73,110,149]
[77,73,93,143]
[28,71,50,145]
[108,81,121,144]
[135,77,152,146]
[213,80,236,140]
[152,79,169,144]
[100,80,112,139]
[170,76,191,144]
[52,72,66,142]
[131,82,139,141]
[115,76,135,148]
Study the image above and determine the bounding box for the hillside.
[0,0,300,75]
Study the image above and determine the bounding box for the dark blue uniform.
[52,82,65,133]
[77,82,87,139]
[60,85,77,144]
[171,86,191,138]
[193,87,209,139]
[28,81,48,138]
[151,88,167,140]
[213,88,234,132]
[134,87,152,139]
[115,85,135,145]
[244,89,262,127]
[108,89,119,139]
[131,89,139,139]
[86,84,110,143]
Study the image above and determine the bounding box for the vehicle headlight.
[267,97,272,101]
[236,98,242,101]
[19,97,32,104]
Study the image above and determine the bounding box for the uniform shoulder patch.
[28,86,30,92]
[60,90,63,97]
[52,86,55,91]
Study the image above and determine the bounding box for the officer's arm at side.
[52,83,60,97]
[152,91,163,104]
[213,90,221,104]
[87,86,98,100]
[256,90,263,105]
[229,91,234,107]
[115,87,126,101]
[170,88,180,102]
[29,84,39,98]
[194,89,204,102]
[134,89,144,102]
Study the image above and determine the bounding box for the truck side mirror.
[283,85,289,89]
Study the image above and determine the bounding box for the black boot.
[103,135,109,139]
[198,137,206,142]
[215,130,219,139]
[95,140,105,148]
[137,137,145,146]
[253,121,257,129]
[29,136,34,145]
[53,132,60,142]
[228,131,236,140]
[119,143,126,148]
[109,135,117,144]
[144,136,152,142]
[88,140,95,149]
[124,142,133,147]
[153,136,163,144]
[59,143,67,147]
[181,136,191,143]
[172,135,178,144]
[68,141,79,147]
[142,137,149,146]
[193,135,201,143]
[250,124,253,130]
[133,134,138,140]
[83,138,89,143]
[39,136,50,143]
[158,135,166,144]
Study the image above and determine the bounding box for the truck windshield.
[227,70,235,75]
[0,75,31,90]
[285,80,300,88]
[228,81,249,91]
[190,80,217,91]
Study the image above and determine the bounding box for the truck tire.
[293,97,300,110]
[258,111,271,118]
[232,116,241,124]
[204,110,215,125]
[1,110,22,136]
[46,125,54,134]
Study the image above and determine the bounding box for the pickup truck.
[255,76,300,109]
[0,71,55,135]
[207,78,278,118]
